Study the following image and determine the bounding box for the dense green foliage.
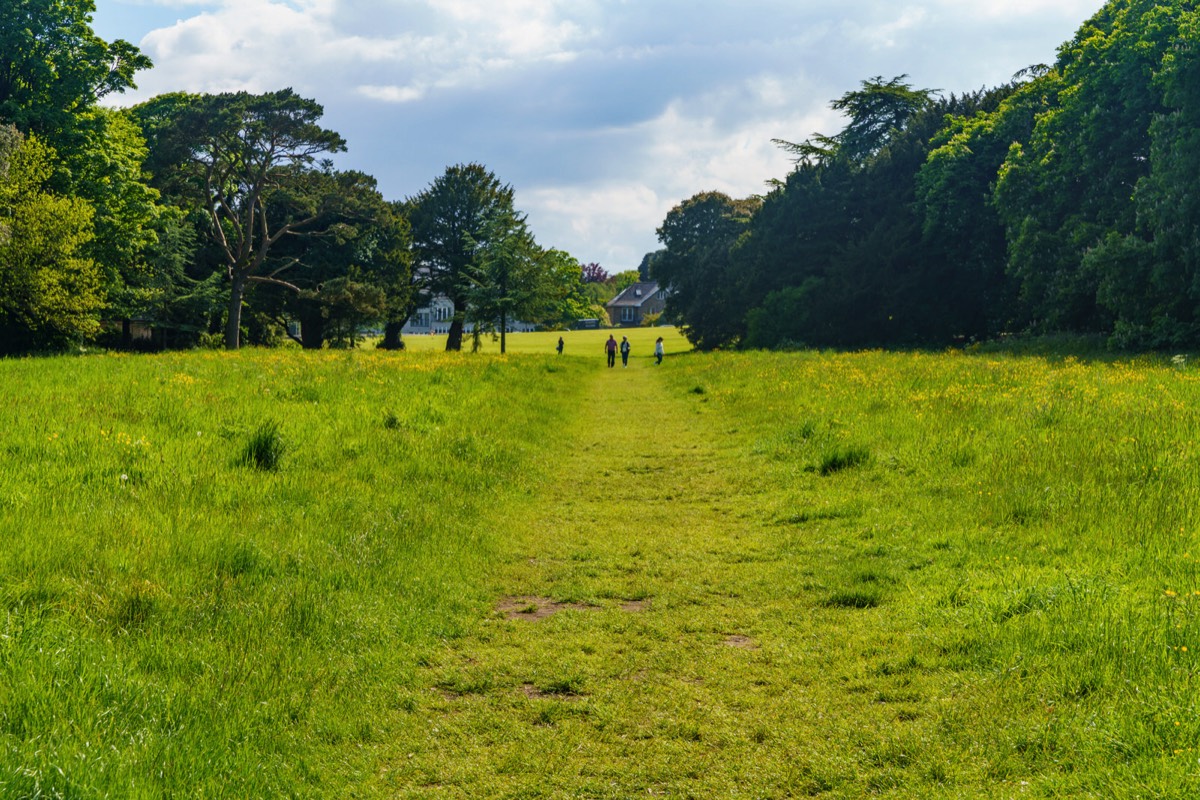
[0,0,149,138]
[0,4,591,354]
[658,0,1200,351]
[0,0,160,349]
[0,129,101,352]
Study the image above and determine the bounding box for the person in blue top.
[620,336,631,367]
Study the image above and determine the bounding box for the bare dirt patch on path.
[495,595,594,621]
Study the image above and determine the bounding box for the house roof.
[606,281,661,308]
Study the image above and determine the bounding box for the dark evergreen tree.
[407,163,523,352]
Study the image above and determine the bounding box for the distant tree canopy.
[0,2,589,354]
[658,0,1200,351]
[611,269,642,293]
[138,89,363,350]
[655,192,759,350]
[581,262,610,284]
[408,163,582,352]
[7,0,1200,354]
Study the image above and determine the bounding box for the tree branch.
[247,274,303,293]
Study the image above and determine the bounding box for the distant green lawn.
[396,325,689,359]
[1,343,1196,797]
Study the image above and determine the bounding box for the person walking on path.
[654,336,664,365]
[557,336,564,355]
[605,334,617,368]
[620,336,631,367]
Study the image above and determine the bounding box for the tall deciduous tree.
[147,89,348,349]
[371,201,415,351]
[272,179,409,350]
[993,0,1188,333]
[0,0,150,139]
[470,244,585,352]
[0,1,159,349]
[63,107,163,332]
[655,191,759,350]
[540,250,606,330]
[0,128,101,352]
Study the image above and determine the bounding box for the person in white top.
[654,336,664,365]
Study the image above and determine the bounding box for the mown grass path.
[380,353,957,798]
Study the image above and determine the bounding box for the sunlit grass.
[0,347,592,797]
[3,343,1197,797]
[396,326,688,360]
[654,349,1200,796]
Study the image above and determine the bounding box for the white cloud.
[356,84,425,103]
[122,0,217,7]
[521,180,671,270]
[426,0,591,58]
[936,0,1102,19]
[135,0,334,94]
[845,7,930,50]
[128,0,593,100]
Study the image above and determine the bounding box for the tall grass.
[661,348,1200,794]
[5,342,1199,796]
[0,348,589,798]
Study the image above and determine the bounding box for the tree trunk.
[445,317,464,351]
[225,274,246,350]
[299,309,326,350]
[379,321,405,350]
[500,309,507,354]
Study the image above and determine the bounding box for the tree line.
[655,0,1200,351]
[0,0,614,355]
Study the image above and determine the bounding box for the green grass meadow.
[394,326,684,358]
[2,337,1199,797]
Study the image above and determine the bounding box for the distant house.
[402,295,536,336]
[605,281,666,327]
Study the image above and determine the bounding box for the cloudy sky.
[93,0,1106,272]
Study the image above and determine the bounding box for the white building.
[402,296,537,336]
